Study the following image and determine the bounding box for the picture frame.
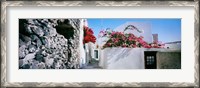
[1,0,199,87]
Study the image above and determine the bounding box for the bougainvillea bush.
[99,30,164,49]
[83,26,96,44]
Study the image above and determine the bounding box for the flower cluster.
[100,30,164,49]
[149,41,165,48]
[83,26,96,44]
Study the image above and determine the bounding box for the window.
[93,49,99,60]
[144,51,157,69]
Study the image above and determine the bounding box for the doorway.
[144,51,157,69]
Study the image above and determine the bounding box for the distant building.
[164,41,181,49]
[152,34,158,43]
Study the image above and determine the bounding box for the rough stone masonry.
[19,19,80,69]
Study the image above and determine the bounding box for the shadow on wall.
[103,48,144,69]
[100,48,181,69]
[106,48,132,64]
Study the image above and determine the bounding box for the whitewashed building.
[114,22,153,43]
[96,22,181,69]
[81,21,181,69]
[97,22,153,69]
[164,41,181,49]
[97,22,153,48]
[79,19,97,68]
[79,19,86,68]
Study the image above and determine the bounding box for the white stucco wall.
[87,42,95,63]
[114,22,153,43]
[80,19,95,67]
[99,48,180,69]
[79,19,86,68]
[99,49,105,68]
[100,48,145,69]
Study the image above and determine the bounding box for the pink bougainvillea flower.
[99,29,164,49]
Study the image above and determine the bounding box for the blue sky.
[87,19,181,43]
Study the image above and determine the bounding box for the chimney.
[152,34,158,43]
